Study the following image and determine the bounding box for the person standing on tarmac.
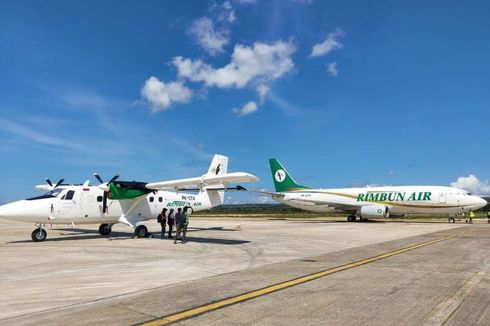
[174,206,191,243]
[487,210,490,224]
[181,206,191,243]
[469,210,475,224]
[167,208,175,238]
[157,208,167,239]
[174,208,183,244]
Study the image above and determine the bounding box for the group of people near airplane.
[157,206,191,243]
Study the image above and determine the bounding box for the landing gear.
[31,226,47,242]
[347,215,356,222]
[448,217,455,223]
[359,217,368,222]
[98,223,112,235]
[134,225,149,238]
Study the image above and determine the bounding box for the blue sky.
[1,0,490,203]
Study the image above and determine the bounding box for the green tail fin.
[269,158,309,192]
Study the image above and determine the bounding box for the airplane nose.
[0,203,11,219]
[479,197,488,207]
[471,196,488,210]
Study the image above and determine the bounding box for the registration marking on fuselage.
[139,232,464,326]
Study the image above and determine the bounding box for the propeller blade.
[54,178,65,188]
[103,191,108,214]
[108,174,120,184]
[94,173,104,184]
[45,178,53,187]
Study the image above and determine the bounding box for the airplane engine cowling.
[359,205,389,218]
[109,181,152,200]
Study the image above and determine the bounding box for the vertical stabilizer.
[269,158,309,192]
[204,154,228,206]
[208,154,228,175]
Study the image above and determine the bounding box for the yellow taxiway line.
[141,232,464,326]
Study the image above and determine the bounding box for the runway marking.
[141,232,464,326]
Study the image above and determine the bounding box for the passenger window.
[149,197,154,202]
[97,196,103,202]
[65,190,75,200]
[159,197,163,202]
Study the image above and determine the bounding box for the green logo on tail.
[269,159,309,192]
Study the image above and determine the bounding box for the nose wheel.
[98,223,112,235]
[31,227,47,242]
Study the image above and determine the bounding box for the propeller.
[93,173,119,214]
[54,178,65,188]
[39,178,64,190]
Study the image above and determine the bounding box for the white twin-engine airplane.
[265,159,487,222]
[0,154,258,242]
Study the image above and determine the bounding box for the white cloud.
[450,175,490,195]
[232,101,258,116]
[173,40,296,89]
[0,118,87,150]
[326,61,338,76]
[267,92,303,116]
[221,1,236,23]
[255,195,273,204]
[188,1,237,55]
[57,90,125,110]
[188,17,229,56]
[257,84,270,104]
[310,30,344,57]
[141,77,193,112]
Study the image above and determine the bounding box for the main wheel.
[31,229,47,242]
[99,223,112,235]
[134,225,149,238]
[448,217,455,223]
[347,215,356,222]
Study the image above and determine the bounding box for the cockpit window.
[26,188,66,201]
[64,190,75,200]
[46,188,65,197]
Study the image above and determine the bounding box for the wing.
[146,172,258,190]
[252,190,360,212]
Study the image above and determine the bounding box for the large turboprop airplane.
[263,158,487,223]
[0,154,258,242]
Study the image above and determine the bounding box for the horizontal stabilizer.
[146,172,258,190]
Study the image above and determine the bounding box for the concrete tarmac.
[0,218,488,325]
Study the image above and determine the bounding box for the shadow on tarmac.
[187,226,240,232]
[8,231,133,243]
[159,236,249,245]
[8,227,249,244]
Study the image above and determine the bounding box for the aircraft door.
[56,190,80,218]
[80,190,99,218]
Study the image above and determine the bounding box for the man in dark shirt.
[167,208,175,238]
[157,208,167,239]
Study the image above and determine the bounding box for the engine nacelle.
[359,205,389,218]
